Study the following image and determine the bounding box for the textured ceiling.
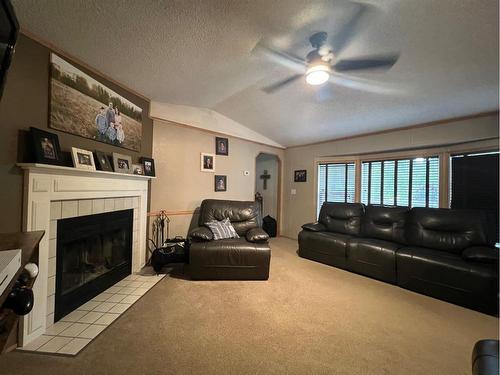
[12,0,499,147]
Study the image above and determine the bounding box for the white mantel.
[17,163,153,346]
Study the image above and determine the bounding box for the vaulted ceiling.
[12,0,499,147]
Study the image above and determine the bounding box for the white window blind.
[361,156,440,208]
[317,162,355,217]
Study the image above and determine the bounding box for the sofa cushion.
[318,202,364,236]
[347,238,403,283]
[205,218,239,240]
[199,199,261,236]
[362,205,408,243]
[396,246,498,313]
[472,340,499,375]
[406,208,491,254]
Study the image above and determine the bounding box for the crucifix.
[260,170,271,190]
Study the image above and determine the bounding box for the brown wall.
[282,114,499,239]
[150,119,284,237]
[0,34,153,233]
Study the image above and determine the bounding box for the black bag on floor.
[151,237,188,273]
[262,215,277,237]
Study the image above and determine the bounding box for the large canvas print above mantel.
[49,53,143,152]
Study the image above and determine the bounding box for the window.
[361,156,439,207]
[450,151,499,242]
[317,162,355,217]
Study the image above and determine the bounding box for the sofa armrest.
[301,222,326,232]
[462,246,499,264]
[246,228,269,243]
[189,226,213,242]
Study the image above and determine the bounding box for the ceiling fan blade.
[329,72,402,95]
[262,74,302,94]
[252,40,306,73]
[333,53,400,72]
[331,2,374,55]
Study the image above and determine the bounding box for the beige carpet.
[0,237,497,374]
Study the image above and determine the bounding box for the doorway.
[255,153,281,234]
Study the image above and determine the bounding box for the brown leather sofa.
[189,199,271,280]
[299,203,499,314]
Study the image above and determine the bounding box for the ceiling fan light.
[306,64,330,85]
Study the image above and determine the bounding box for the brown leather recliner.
[189,199,271,280]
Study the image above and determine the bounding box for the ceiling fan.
[255,5,400,94]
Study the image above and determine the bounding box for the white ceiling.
[12,0,499,147]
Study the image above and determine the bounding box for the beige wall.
[282,114,499,239]
[150,119,284,238]
[255,153,279,219]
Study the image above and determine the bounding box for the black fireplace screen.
[55,209,133,321]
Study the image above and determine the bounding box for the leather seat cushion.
[347,238,403,283]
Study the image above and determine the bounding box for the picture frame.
[112,152,132,174]
[132,163,144,175]
[294,170,307,182]
[94,151,113,172]
[215,137,228,156]
[215,175,227,192]
[49,53,143,152]
[139,157,155,177]
[30,127,63,165]
[201,153,215,172]
[71,147,96,171]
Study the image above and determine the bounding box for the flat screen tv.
[0,0,19,100]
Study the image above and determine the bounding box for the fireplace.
[55,209,133,321]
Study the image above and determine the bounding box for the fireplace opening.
[55,209,133,321]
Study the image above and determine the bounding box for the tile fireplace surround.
[16,163,154,348]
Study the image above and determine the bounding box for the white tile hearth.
[18,273,164,356]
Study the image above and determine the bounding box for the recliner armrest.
[189,226,213,242]
[462,246,499,264]
[246,228,269,243]
[301,222,326,232]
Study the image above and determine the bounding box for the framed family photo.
[215,137,228,156]
[112,152,132,174]
[94,151,113,172]
[132,163,144,175]
[294,170,307,182]
[71,147,96,171]
[140,157,155,177]
[201,153,215,172]
[215,175,227,192]
[49,53,143,152]
[30,127,63,165]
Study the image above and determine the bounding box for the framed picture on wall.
[71,147,96,171]
[294,170,307,182]
[140,157,155,176]
[201,153,215,172]
[112,152,132,174]
[215,175,227,192]
[49,53,143,152]
[94,151,113,171]
[30,127,63,165]
[215,137,228,156]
